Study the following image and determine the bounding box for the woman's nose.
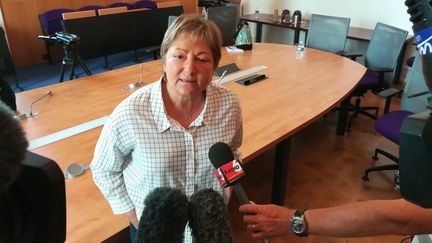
[183,57,196,74]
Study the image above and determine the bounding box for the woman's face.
[163,35,215,99]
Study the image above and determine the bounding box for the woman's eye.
[198,57,209,62]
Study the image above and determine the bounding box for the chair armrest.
[335,50,346,56]
[378,87,402,114]
[378,87,402,98]
[369,67,393,73]
[342,52,363,60]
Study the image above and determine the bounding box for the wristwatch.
[290,209,308,237]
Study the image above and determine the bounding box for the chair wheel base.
[362,175,370,181]
[372,155,379,161]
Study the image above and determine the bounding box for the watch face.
[292,218,306,234]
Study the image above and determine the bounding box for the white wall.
[241,0,412,33]
[240,0,414,83]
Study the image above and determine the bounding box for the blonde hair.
[160,14,222,68]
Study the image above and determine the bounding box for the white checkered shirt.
[91,79,242,242]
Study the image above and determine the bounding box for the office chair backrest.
[207,6,237,47]
[133,0,157,10]
[39,8,74,35]
[78,5,105,13]
[109,2,134,10]
[306,14,350,54]
[401,52,432,113]
[365,22,408,70]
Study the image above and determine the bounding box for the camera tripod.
[59,42,92,83]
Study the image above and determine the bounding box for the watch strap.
[294,209,306,218]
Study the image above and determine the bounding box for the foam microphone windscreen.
[189,188,232,243]
[137,187,189,243]
[208,142,234,169]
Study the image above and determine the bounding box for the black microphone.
[405,0,432,92]
[137,187,189,243]
[189,188,232,243]
[0,102,28,194]
[208,142,249,205]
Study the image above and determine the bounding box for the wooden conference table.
[16,43,366,242]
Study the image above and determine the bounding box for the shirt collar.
[150,79,217,133]
[151,79,170,133]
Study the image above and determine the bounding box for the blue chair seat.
[109,2,134,10]
[375,110,413,144]
[362,52,431,182]
[78,5,105,13]
[359,70,379,90]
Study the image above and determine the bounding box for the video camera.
[401,0,432,208]
[198,0,225,8]
[38,32,79,45]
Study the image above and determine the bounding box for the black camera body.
[0,152,66,242]
[38,31,79,45]
[54,32,79,45]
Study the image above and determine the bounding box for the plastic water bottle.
[296,40,304,59]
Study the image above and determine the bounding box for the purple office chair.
[362,53,431,181]
[108,2,134,10]
[346,23,408,131]
[133,0,157,10]
[78,5,105,14]
[38,8,74,63]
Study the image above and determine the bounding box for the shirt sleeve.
[90,108,136,215]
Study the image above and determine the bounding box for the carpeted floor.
[6,49,157,93]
